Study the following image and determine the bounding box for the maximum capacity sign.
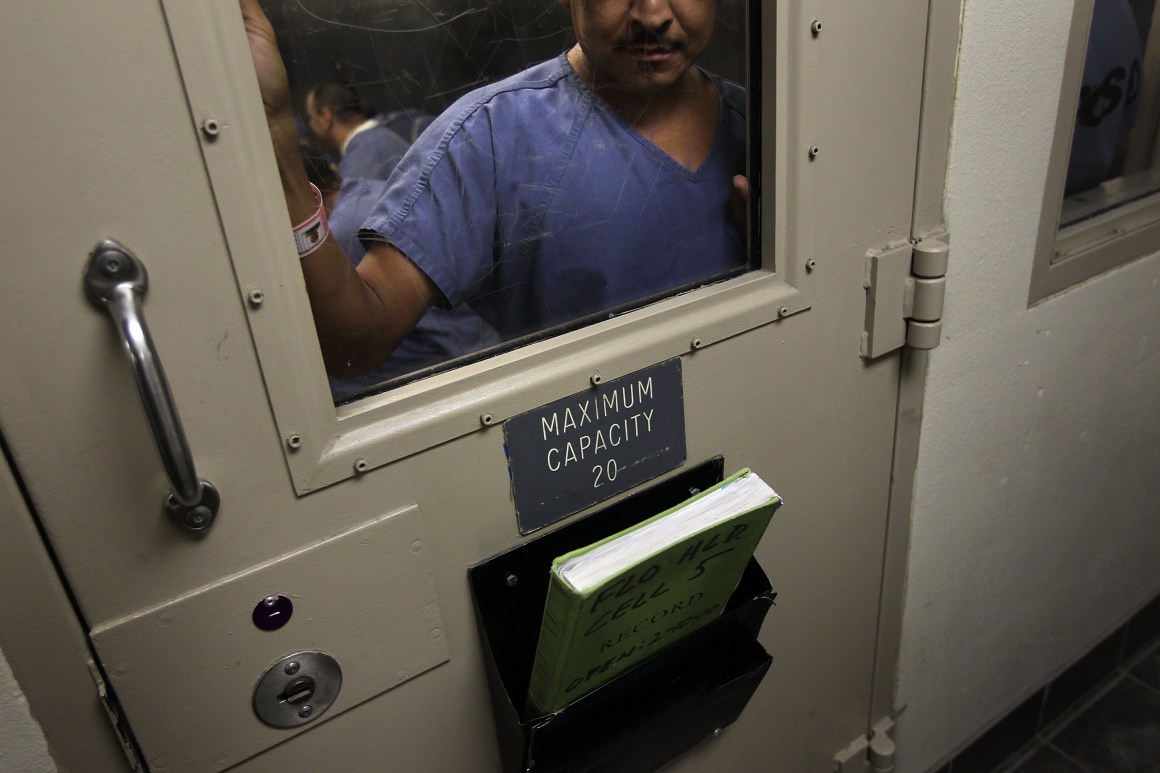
[504,358,686,534]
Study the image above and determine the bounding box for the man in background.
[304,81,411,182]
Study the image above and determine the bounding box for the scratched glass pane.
[261,1,751,402]
[1060,0,1160,228]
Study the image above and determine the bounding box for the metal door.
[0,1,948,770]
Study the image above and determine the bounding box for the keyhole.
[277,676,315,705]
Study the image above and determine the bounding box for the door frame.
[0,441,131,772]
[869,0,962,730]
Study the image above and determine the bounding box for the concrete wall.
[894,2,1160,771]
[0,646,55,772]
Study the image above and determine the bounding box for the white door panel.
[89,505,448,771]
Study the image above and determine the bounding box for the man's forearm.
[240,0,430,378]
[259,114,396,376]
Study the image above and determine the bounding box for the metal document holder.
[468,458,776,773]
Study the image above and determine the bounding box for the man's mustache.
[616,32,684,50]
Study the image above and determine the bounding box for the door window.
[1033,0,1160,303]
[257,0,755,401]
[163,0,800,492]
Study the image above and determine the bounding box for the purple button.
[252,594,294,631]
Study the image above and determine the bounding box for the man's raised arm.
[239,0,436,378]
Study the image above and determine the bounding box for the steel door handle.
[84,239,219,533]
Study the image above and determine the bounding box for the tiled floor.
[1000,641,1160,773]
[932,595,1160,773]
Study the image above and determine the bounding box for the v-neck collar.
[559,52,724,181]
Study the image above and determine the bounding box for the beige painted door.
[0,1,947,770]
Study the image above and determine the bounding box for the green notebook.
[525,469,781,716]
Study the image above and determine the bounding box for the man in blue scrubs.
[323,173,501,396]
[241,0,746,379]
[304,82,411,183]
[300,85,503,395]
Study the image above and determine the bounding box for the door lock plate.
[252,651,342,728]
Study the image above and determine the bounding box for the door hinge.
[861,235,949,359]
[88,660,143,771]
[833,716,896,773]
